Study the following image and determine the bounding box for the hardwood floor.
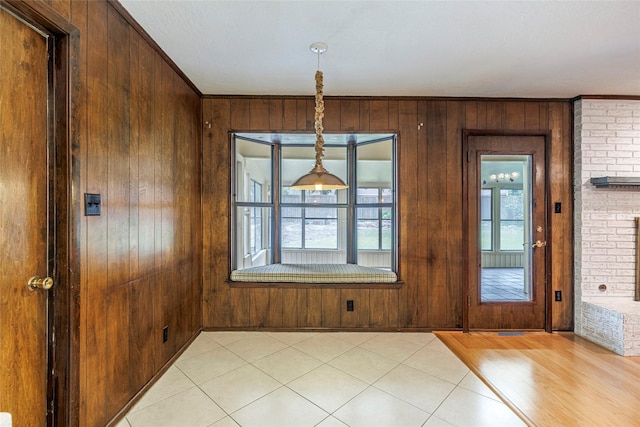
[435,332,640,427]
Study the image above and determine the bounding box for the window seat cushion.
[230,263,397,283]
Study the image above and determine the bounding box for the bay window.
[232,133,396,272]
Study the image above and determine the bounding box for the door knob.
[532,240,547,248]
[28,276,53,291]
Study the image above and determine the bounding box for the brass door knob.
[532,240,547,248]
[28,276,53,291]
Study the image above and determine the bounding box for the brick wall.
[574,98,640,355]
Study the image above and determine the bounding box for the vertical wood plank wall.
[41,0,203,425]
[202,97,573,331]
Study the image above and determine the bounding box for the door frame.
[1,1,80,425]
[462,129,553,332]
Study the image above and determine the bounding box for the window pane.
[305,219,337,249]
[357,187,379,203]
[305,207,337,219]
[306,189,337,204]
[357,220,379,250]
[480,189,492,251]
[357,140,392,189]
[382,219,392,250]
[281,146,347,189]
[500,220,524,250]
[480,189,492,220]
[235,138,271,203]
[282,218,302,248]
[500,189,523,220]
[281,206,301,217]
[281,187,301,203]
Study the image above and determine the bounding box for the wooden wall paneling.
[268,288,285,327]
[204,99,233,327]
[84,0,109,423]
[340,290,370,328]
[135,37,156,275]
[269,99,284,130]
[128,29,141,281]
[505,101,526,130]
[425,101,451,327]
[249,98,270,130]
[475,101,488,129]
[323,99,341,131]
[201,96,573,332]
[128,276,155,398]
[415,101,430,327]
[397,100,419,327]
[359,99,370,132]
[105,284,131,413]
[281,289,298,328]
[230,98,250,129]
[445,100,465,328]
[250,288,271,327]
[388,100,399,130]
[162,63,177,269]
[321,289,341,327]
[340,99,359,131]
[549,102,573,330]
[369,289,398,328]
[486,101,504,129]
[230,286,251,329]
[539,102,549,129]
[295,289,309,327]
[106,3,131,285]
[307,288,323,326]
[369,100,389,130]
[282,99,297,130]
[296,99,308,130]
[465,101,479,129]
[524,102,541,130]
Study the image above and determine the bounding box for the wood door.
[0,8,52,426]
[464,134,548,330]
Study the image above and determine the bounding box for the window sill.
[226,280,403,289]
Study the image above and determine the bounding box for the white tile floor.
[116,332,525,427]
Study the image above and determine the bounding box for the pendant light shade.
[291,43,348,191]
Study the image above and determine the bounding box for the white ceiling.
[118,0,640,98]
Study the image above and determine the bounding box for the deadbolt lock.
[536,226,543,232]
[28,276,53,291]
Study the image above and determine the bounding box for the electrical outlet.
[163,326,169,343]
[346,300,354,311]
[554,291,562,302]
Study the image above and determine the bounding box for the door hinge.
[467,294,471,306]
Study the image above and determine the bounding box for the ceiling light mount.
[310,42,328,55]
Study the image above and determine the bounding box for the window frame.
[232,133,397,272]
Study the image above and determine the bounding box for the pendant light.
[290,42,348,191]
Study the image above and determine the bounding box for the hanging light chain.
[314,70,325,169]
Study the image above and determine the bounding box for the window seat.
[228,263,400,289]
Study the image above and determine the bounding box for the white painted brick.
[607,123,634,131]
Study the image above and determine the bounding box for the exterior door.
[465,134,548,330]
[0,8,53,425]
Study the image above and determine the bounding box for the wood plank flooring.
[435,332,640,427]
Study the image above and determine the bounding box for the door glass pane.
[480,155,531,302]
